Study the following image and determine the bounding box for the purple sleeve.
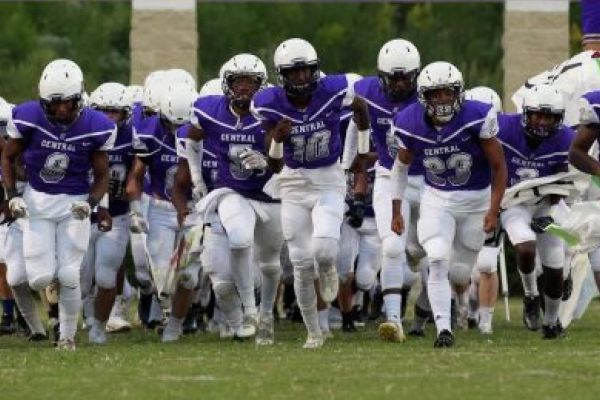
[582,0,600,45]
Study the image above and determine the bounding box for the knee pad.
[226,226,253,250]
[382,235,404,259]
[212,281,237,302]
[313,237,339,268]
[355,268,376,291]
[57,266,80,289]
[476,246,499,274]
[428,259,449,282]
[260,263,281,279]
[449,263,472,287]
[178,265,200,291]
[403,267,418,289]
[95,267,118,290]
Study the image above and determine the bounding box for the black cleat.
[467,317,478,330]
[434,329,454,348]
[408,327,425,337]
[0,313,16,335]
[27,332,49,342]
[542,320,565,339]
[351,305,366,327]
[137,293,153,327]
[342,320,357,333]
[523,296,541,331]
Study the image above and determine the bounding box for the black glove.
[347,200,366,228]
[530,216,554,234]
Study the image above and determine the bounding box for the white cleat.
[161,326,182,343]
[56,337,77,351]
[106,296,132,333]
[303,334,324,349]
[88,325,107,345]
[319,267,339,303]
[378,321,406,343]
[236,313,257,338]
[219,323,234,339]
[478,322,493,335]
[255,316,274,346]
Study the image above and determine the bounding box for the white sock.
[294,269,321,337]
[519,270,539,297]
[318,308,330,332]
[230,247,256,315]
[427,259,451,334]
[259,265,281,319]
[215,286,243,330]
[383,293,402,323]
[11,283,45,334]
[166,316,184,332]
[93,318,107,331]
[543,295,560,326]
[59,284,82,340]
[478,306,494,326]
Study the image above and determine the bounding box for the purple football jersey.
[106,121,135,216]
[176,123,219,193]
[133,116,179,201]
[392,100,496,191]
[497,113,574,187]
[193,95,275,202]
[9,101,115,195]
[252,74,349,169]
[354,76,420,174]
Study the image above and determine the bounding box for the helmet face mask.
[90,82,129,126]
[520,84,565,141]
[378,69,418,101]
[278,63,319,98]
[417,61,464,124]
[40,95,82,125]
[225,73,264,109]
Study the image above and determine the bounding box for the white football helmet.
[123,85,144,107]
[465,86,503,113]
[38,59,85,121]
[521,83,565,139]
[159,82,197,127]
[378,39,420,100]
[417,61,464,123]
[273,38,320,96]
[143,71,169,114]
[199,78,224,97]
[221,53,267,107]
[166,68,196,91]
[0,97,14,137]
[90,82,128,110]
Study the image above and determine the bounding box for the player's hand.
[347,200,365,228]
[483,210,498,234]
[272,119,292,143]
[239,148,267,170]
[97,207,112,232]
[8,197,27,219]
[71,200,91,220]
[129,210,149,234]
[391,212,405,235]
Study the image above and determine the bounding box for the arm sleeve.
[390,156,409,200]
[479,107,499,139]
[341,119,358,170]
[185,138,205,188]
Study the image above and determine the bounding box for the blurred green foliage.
[0,2,582,107]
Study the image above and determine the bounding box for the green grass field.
[2,299,600,400]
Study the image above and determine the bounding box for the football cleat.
[478,322,493,335]
[88,325,107,345]
[318,267,339,303]
[522,296,541,331]
[0,313,15,335]
[161,325,182,343]
[378,321,406,342]
[302,334,324,349]
[219,323,234,339]
[467,317,478,329]
[27,332,48,342]
[407,327,425,337]
[106,296,132,333]
[433,329,454,348]
[542,321,565,340]
[255,316,274,346]
[56,337,76,351]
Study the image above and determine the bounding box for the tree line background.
[0,2,584,104]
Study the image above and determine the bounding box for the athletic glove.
[347,200,365,228]
[239,148,267,170]
[70,200,91,220]
[9,197,27,219]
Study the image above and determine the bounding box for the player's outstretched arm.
[569,124,600,176]
[480,137,507,233]
[390,147,413,235]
